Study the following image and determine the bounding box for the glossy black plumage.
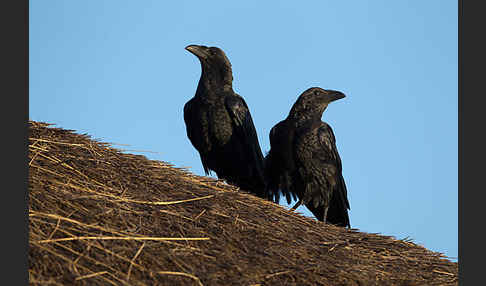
[264,87,350,227]
[184,45,266,198]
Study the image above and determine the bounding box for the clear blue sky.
[29,0,457,260]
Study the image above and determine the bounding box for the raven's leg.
[290,199,302,211]
[322,206,329,223]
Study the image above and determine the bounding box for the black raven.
[184,45,267,198]
[264,87,350,227]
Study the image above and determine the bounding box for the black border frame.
[459,0,481,284]
[2,0,29,284]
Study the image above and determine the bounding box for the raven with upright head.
[184,45,267,199]
[264,87,350,227]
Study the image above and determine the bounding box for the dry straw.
[29,121,457,286]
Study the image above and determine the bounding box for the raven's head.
[289,87,345,121]
[302,87,345,105]
[185,44,233,88]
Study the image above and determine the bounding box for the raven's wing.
[316,123,350,227]
[265,120,299,204]
[183,97,211,175]
[224,95,265,187]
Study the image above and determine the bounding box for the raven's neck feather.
[196,63,233,97]
[288,107,326,127]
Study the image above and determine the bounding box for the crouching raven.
[264,87,350,227]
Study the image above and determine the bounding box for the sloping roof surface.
[28,121,458,286]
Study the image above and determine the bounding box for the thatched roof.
[28,120,458,285]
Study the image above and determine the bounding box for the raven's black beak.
[185,45,210,60]
[326,90,346,102]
